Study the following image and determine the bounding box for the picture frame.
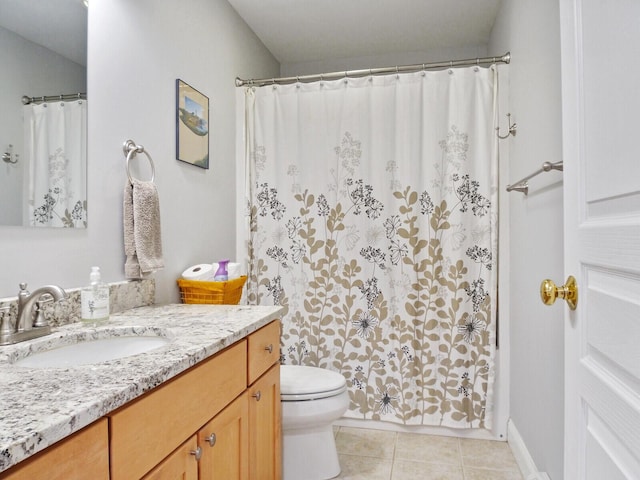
[176,79,209,169]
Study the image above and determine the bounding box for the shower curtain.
[237,66,499,429]
[24,99,87,228]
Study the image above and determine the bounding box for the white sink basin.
[13,335,171,368]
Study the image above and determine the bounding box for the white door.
[560,0,640,478]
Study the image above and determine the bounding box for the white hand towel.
[123,179,164,279]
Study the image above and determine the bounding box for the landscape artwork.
[176,79,209,169]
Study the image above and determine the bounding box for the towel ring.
[123,139,155,184]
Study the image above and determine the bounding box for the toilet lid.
[281,365,347,400]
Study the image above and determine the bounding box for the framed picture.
[176,79,209,169]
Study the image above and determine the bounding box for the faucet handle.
[33,294,54,328]
[0,305,12,338]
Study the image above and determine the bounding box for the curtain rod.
[22,93,87,105]
[236,52,510,87]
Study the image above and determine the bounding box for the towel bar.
[506,161,563,195]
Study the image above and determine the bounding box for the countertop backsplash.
[0,279,155,328]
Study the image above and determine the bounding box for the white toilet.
[281,365,349,480]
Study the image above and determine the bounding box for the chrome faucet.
[0,283,67,345]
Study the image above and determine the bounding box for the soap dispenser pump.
[81,266,110,323]
[214,260,229,281]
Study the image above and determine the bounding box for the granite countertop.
[0,304,284,473]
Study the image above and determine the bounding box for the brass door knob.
[540,275,578,310]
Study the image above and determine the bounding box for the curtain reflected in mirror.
[0,0,87,227]
[24,99,87,227]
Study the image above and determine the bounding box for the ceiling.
[0,1,501,70]
[0,0,87,66]
[227,0,502,64]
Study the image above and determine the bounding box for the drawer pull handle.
[265,344,273,354]
[206,433,217,447]
[190,446,203,461]
[253,391,262,401]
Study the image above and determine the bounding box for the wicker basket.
[177,276,247,305]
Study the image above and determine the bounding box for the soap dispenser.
[214,260,229,281]
[81,266,110,323]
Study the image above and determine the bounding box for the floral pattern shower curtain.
[24,99,87,227]
[237,66,499,429]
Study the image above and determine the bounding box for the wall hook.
[496,113,517,139]
[2,144,19,164]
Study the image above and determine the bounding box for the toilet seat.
[281,365,347,401]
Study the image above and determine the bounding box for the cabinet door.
[142,435,198,480]
[198,391,249,480]
[249,363,281,480]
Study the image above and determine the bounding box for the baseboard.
[508,419,551,480]
[333,417,500,440]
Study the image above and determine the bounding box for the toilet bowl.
[281,365,349,480]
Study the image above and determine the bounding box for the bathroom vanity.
[0,304,283,479]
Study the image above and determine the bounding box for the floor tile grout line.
[388,432,395,480]
[457,437,467,480]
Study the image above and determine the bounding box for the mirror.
[0,0,87,227]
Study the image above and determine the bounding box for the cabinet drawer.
[0,419,109,480]
[109,340,247,480]
[247,320,280,384]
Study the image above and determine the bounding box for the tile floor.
[333,426,524,480]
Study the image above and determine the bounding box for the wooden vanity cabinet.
[0,419,109,480]
[0,319,281,480]
[110,319,281,480]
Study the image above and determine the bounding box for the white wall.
[0,0,279,302]
[0,26,86,226]
[489,1,564,478]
